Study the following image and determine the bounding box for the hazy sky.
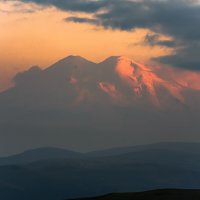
[0,0,172,91]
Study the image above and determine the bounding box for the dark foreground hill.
[70,189,200,200]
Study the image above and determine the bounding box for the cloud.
[65,16,99,24]
[144,33,176,48]
[0,0,38,14]
[20,0,200,70]
[155,42,200,70]
[20,0,110,13]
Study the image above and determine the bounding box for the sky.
[1,0,200,155]
[0,0,175,92]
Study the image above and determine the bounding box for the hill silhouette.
[69,189,200,200]
[1,143,200,199]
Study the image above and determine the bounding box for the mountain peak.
[57,55,94,64]
[45,55,95,72]
[64,55,87,60]
[101,55,132,64]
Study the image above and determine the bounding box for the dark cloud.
[21,0,200,70]
[65,16,99,24]
[144,33,176,48]
[21,0,110,13]
[155,41,200,70]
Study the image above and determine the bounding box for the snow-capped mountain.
[1,55,200,155]
[2,55,190,109]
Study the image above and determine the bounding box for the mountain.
[1,55,200,155]
[1,143,200,199]
[69,189,200,200]
[0,55,185,109]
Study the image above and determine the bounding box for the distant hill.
[0,147,82,165]
[86,142,200,157]
[1,142,200,165]
[1,143,200,199]
[69,189,200,200]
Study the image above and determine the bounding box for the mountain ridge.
[1,142,200,165]
[0,55,190,107]
[0,147,82,165]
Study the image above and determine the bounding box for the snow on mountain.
[1,55,200,154]
[1,55,196,109]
